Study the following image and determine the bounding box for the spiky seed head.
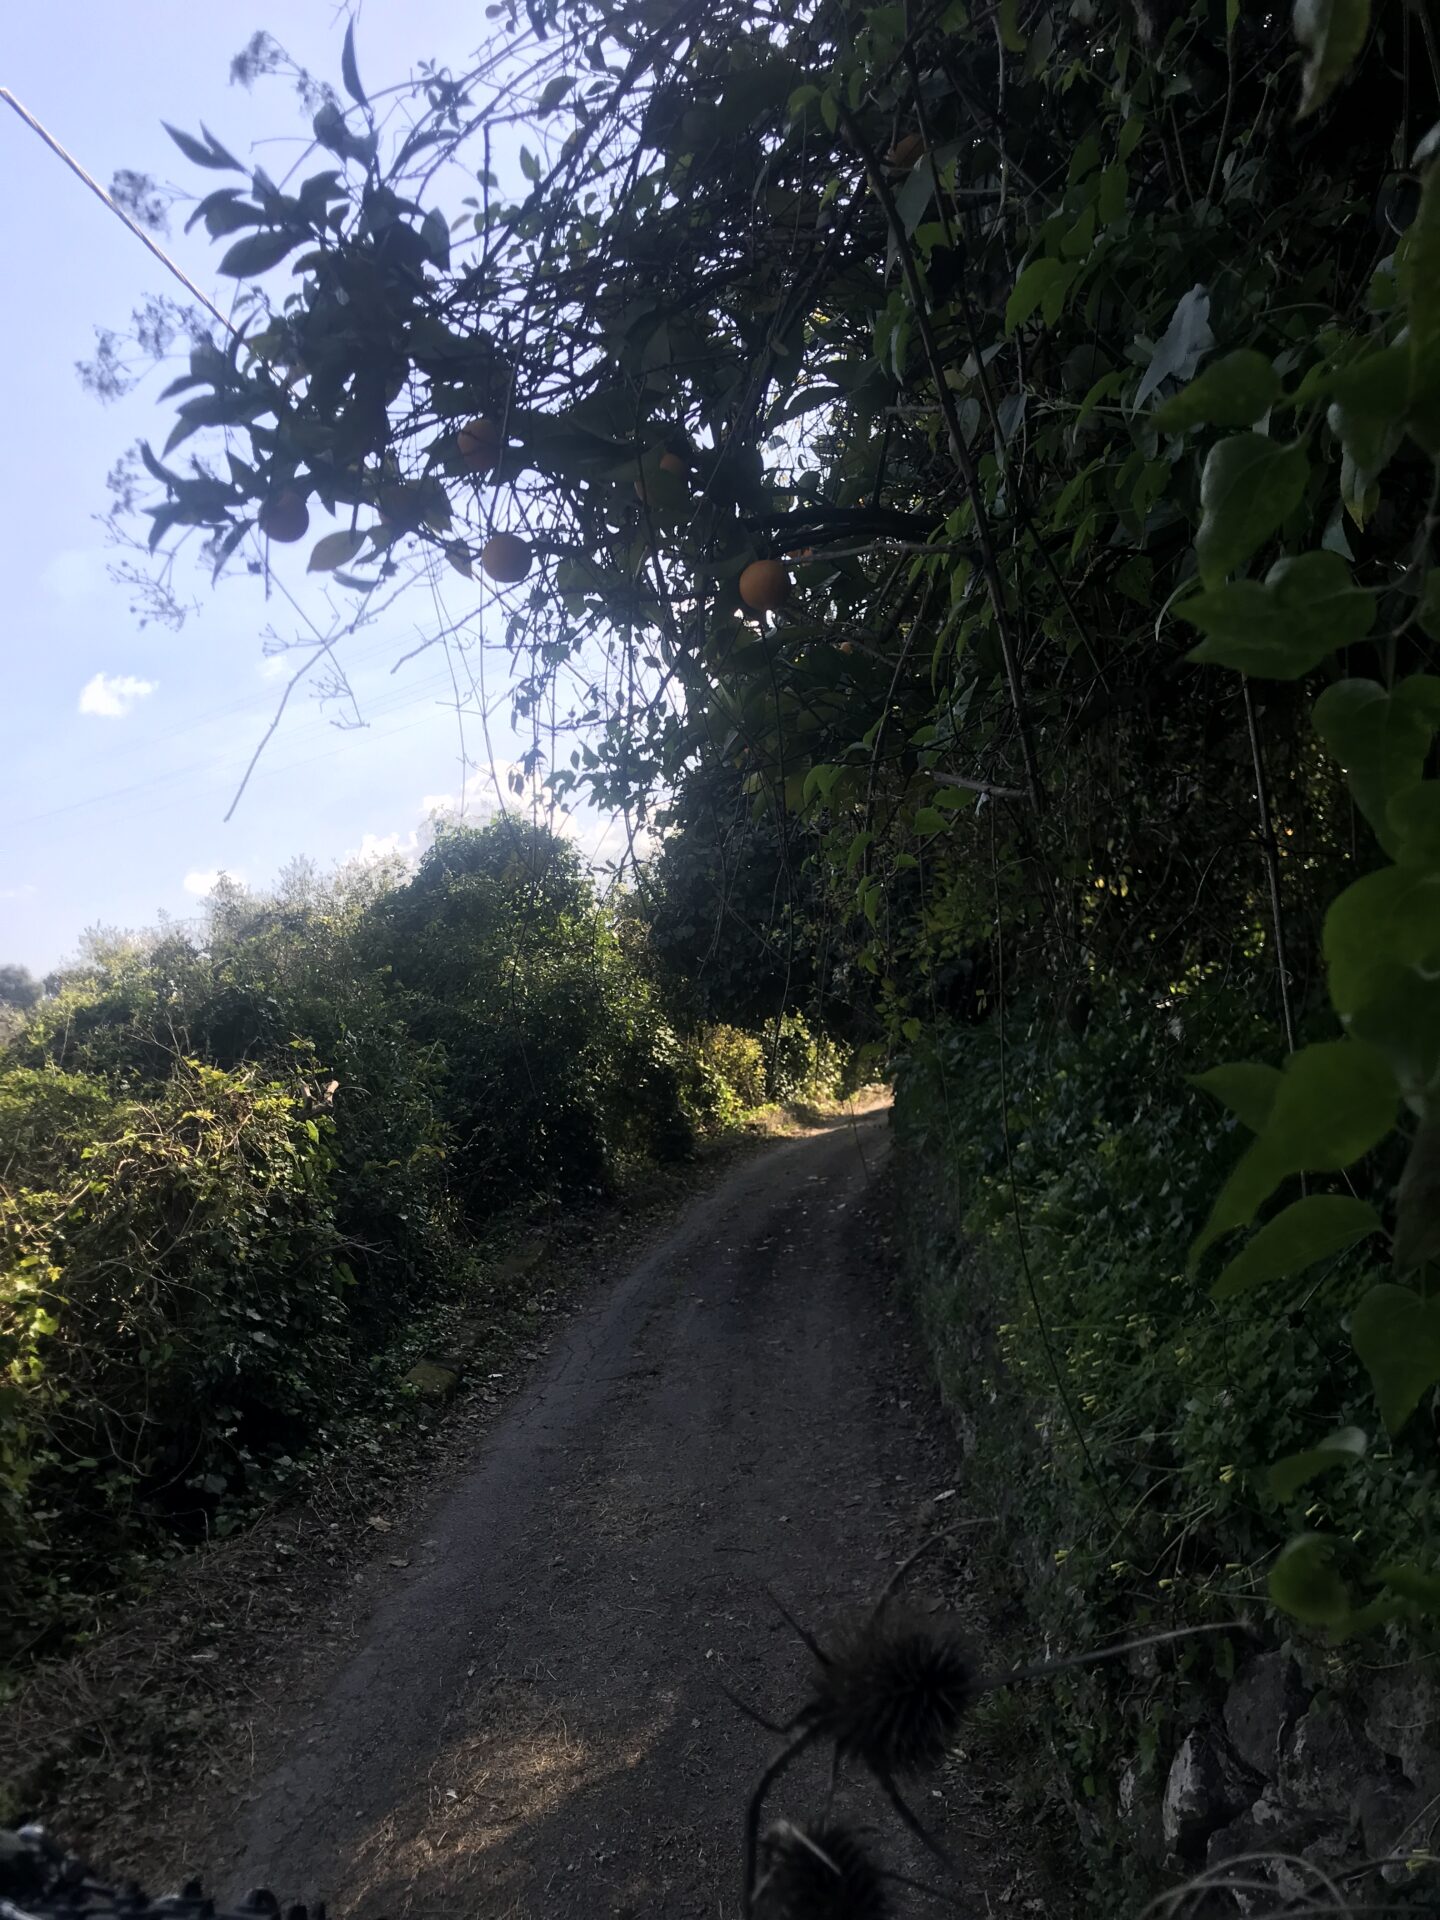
[813,1612,979,1775]
[754,1823,888,1920]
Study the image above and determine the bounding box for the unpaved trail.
[211,1108,1000,1918]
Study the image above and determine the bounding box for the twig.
[1241,678,1297,1053]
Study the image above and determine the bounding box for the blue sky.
[2,5,612,974]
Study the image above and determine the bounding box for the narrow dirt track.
[213,1109,996,1919]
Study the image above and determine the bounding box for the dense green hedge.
[894,983,1437,1895]
[1,819,846,1668]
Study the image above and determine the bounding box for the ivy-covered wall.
[893,989,1440,1908]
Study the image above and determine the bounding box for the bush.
[1,1058,344,1659]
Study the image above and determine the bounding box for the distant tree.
[0,965,41,1010]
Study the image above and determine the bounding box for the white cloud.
[257,654,292,681]
[183,869,244,897]
[79,672,158,718]
[0,883,37,902]
[351,830,421,865]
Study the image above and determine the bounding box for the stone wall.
[1125,1647,1440,1907]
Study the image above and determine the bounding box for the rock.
[1206,1794,1324,1915]
[404,1360,461,1401]
[1224,1651,1309,1776]
[1364,1664,1440,1801]
[1277,1700,1378,1824]
[1163,1730,1258,1861]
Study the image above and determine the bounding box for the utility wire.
[1,87,235,337]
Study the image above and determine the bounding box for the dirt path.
[201,1108,1005,1918]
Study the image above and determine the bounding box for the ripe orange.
[886,132,924,169]
[739,558,792,613]
[481,532,533,583]
[457,416,503,475]
[258,490,309,544]
[634,449,689,502]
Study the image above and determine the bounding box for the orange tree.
[112,0,1440,1637]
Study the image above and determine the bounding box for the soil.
[9,1107,1043,1918]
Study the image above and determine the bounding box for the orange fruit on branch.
[457,416,504,475]
[739,559,792,613]
[481,532,534,583]
[258,490,309,544]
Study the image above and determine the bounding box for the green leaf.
[998,0,1027,51]
[1190,1062,1282,1132]
[1269,1534,1353,1626]
[1352,1282,1440,1432]
[218,228,298,277]
[1178,550,1374,678]
[422,207,451,267]
[307,529,366,572]
[1191,1041,1395,1265]
[914,806,947,833]
[1400,163,1440,360]
[538,75,574,112]
[1194,434,1310,587]
[1326,346,1409,476]
[1375,1561,1440,1613]
[1293,0,1370,118]
[162,122,242,172]
[1326,866,1440,1018]
[1211,1195,1381,1300]
[520,145,541,184]
[1154,349,1280,431]
[1264,1039,1395,1169]
[1313,676,1440,856]
[1006,259,1067,334]
[341,21,369,107]
[1268,1426,1367,1500]
[1394,1118,1440,1276]
[895,159,935,237]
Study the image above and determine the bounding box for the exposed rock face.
[1142,1655,1438,1910]
[1223,1651,1308,1775]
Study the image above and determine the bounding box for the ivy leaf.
[341,20,369,108]
[218,228,299,277]
[1312,675,1440,856]
[1351,1282,1440,1432]
[1211,1195,1381,1300]
[1194,435,1310,587]
[1132,284,1213,412]
[1269,1533,1353,1626]
[307,529,366,573]
[1191,1041,1395,1266]
[1268,1426,1367,1500]
[1178,551,1374,678]
[1326,346,1409,476]
[1293,0,1370,119]
[1190,1062,1282,1132]
[1325,866,1440,1020]
[1154,348,1280,431]
[1394,1118,1440,1276]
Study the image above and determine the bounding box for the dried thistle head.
[754,1822,888,1920]
[811,1611,979,1776]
